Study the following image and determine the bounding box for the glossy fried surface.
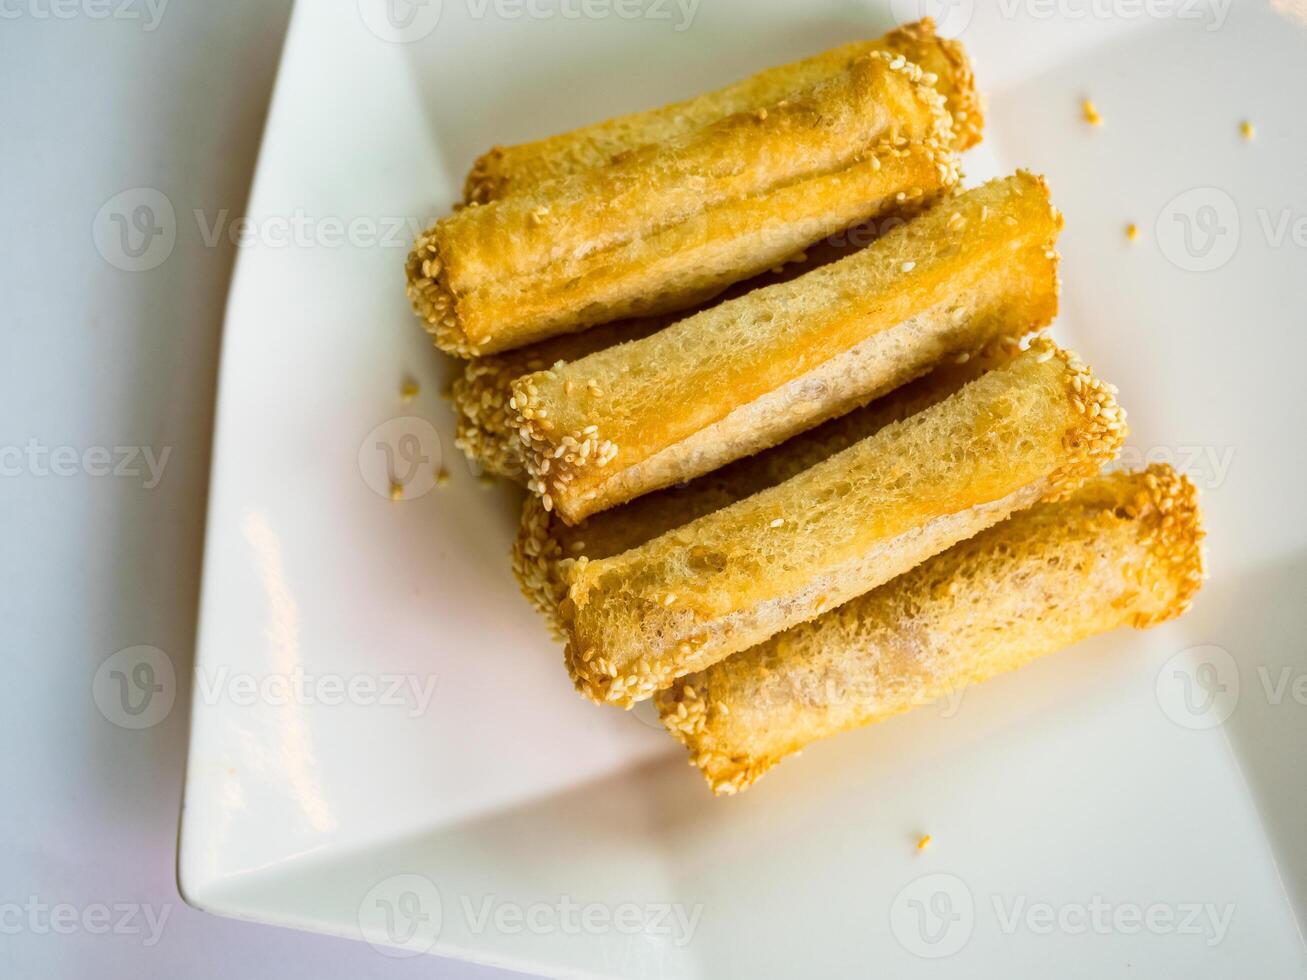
[561,341,1125,707]
[657,466,1204,795]
[514,172,1062,524]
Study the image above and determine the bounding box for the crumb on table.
[389,481,404,501]
[401,380,419,403]
[1240,120,1255,141]
[917,834,932,851]
[1082,99,1103,126]
[1126,223,1139,242]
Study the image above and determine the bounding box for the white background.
[0,2,517,976]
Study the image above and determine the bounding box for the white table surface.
[0,2,517,976]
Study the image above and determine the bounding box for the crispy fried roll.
[453,221,917,480]
[513,172,1062,525]
[453,317,669,481]
[463,18,982,204]
[512,342,1017,633]
[560,340,1126,708]
[656,465,1206,795]
[408,52,958,357]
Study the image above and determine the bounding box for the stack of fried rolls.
[408,18,1206,795]
[511,171,1062,522]
[657,464,1205,794]
[409,23,973,356]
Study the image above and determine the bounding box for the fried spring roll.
[656,466,1206,795]
[560,340,1126,708]
[513,172,1062,525]
[453,220,918,479]
[463,18,983,204]
[453,317,669,481]
[408,52,958,357]
[512,342,1018,633]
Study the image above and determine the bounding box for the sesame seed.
[770,518,785,528]
[901,261,916,272]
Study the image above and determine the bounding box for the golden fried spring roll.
[409,52,958,357]
[512,342,1018,633]
[656,465,1206,795]
[560,340,1126,708]
[463,18,983,204]
[453,220,917,480]
[513,172,1062,525]
[453,317,669,481]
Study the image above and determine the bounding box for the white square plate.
[179,1,1307,975]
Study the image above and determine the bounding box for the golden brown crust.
[1035,338,1128,499]
[450,218,925,482]
[560,341,1126,708]
[911,23,984,153]
[510,338,1021,633]
[655,465,1204,795]
[462,18,983,204]
[451,316,670,480]
[512,172,1063,525]
[410,52,958,357]
[1071,463,1207,627]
